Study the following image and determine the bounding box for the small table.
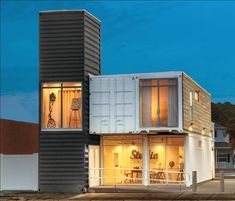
[131,169,142,183]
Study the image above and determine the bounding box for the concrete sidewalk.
[89,179,235,193]
[0,179,235,200]
[1,192,235,201]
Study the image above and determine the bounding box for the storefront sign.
[130,150,158,159]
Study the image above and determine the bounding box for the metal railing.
[89,167,188,187]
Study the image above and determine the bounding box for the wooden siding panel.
[182,74,212,136]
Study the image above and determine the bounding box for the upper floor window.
[41,82,82,129]
[194,90,200,102]
[189,91,193,121]
[139,79,178,128]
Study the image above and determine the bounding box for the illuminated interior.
[41,82,82,129]
[149,137,184,184]
[102,136,184,185]
[103,136,143,185]
[140,79,178,128]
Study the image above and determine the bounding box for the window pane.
[159,86,168,126]
[42,83,61,87]
[103,136,142,185]
[140,79,178,128]
[168,84,178,127]
[167,145,184,183]
[149,137,184,184]
[149,142,166,184]
[41,87,61,128]
[140,80,157,127]
[159,79,168,86]
[63,82,81,87]
[62,86,82,128]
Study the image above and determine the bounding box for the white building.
[88,71,215,187]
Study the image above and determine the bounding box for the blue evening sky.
[1,1,235,123]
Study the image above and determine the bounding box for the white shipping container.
[90,75,137,133]
[89,72,183,134]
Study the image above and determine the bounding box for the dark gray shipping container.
[39,10,100,193]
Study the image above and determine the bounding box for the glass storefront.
[101,136,184,185]
[149,137,184,184]
[103,136,143,185]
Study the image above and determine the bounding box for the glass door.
[89,145,100,187]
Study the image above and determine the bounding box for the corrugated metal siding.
[39,131,85,192]
[40,11,85,82]
[84,12,101,76]
[39,11,101,193]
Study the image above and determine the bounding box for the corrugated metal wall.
[39,10,100,193]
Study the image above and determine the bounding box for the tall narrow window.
[140,79,178,128]
[189,92,193,121]
[41,82,82,129]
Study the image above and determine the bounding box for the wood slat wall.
[182,74,212,136]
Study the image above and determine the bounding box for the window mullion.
[61,83,63,128]
[157,81,160,126]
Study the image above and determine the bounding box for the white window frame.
[135,73,183,133]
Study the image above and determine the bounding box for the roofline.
[182,72,211,96]
[0,118,38,126]
[89,71,183,78]
[89,71,210,96]
[39,9,101,23]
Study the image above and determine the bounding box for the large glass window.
[140,79,178,128]
[41,82,82,129]
[102,136,143,185]
[149,137,184,184]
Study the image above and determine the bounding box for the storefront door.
[89,145,100,187]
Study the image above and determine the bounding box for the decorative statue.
[47,92,56,128]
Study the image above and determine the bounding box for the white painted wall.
[184,134,214,186]
[0,154,38,191]
[89,72,183,134]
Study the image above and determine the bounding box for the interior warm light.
[63,82,81,87]
[194,90,200,101]
[151,86,158,126]
[159,87,168,126]
[41,82,82,129]
[42,83,60,87]
[202,128,206,135]
[189,126,193,131]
